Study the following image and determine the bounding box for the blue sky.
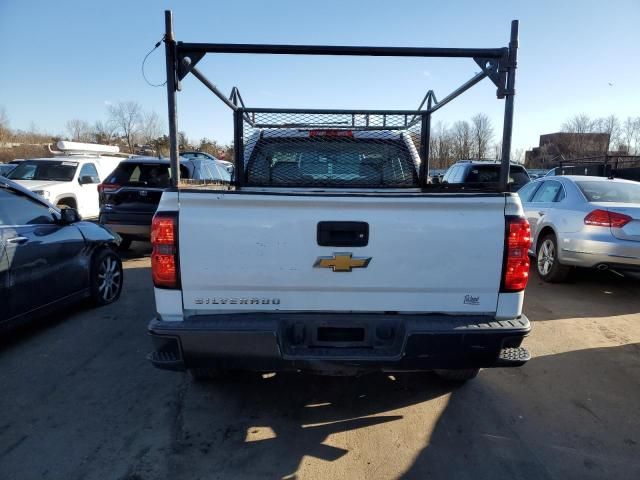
[1,0,638,152]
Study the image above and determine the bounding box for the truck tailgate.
[178,192,506,314]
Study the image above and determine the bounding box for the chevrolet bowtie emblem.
[314,253,372,272]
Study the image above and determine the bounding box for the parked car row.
[0,143,233,331]
[2,149,638,335]
[2,143,231,251]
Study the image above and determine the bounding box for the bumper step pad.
[494,347,530,367]
[147,350,184,371]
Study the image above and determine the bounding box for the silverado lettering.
[194,297,281,305]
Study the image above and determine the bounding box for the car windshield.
[0,164,16,176]
[247,138,418,187]
[105,162,188,188]
[577,180,640,203]
[8,160,78,182]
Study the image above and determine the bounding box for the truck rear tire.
[434,368,480,382]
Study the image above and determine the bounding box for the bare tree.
[593,115,620,151]
[428,121,454,168]
[223,143,234,162]
[92,120,118,144]
[151,135,170,157]
[199,137,224,157]
[178,131,191,150]
[108,101,143,153]
[562,113,594,134]
[561,113,597,155]
[471,113,494,159]
[632,117,640,154]
[65,119,92,142]
[492,141,502,160]
[0,106,10,144]
[513,147,525,164]
[140,111,164,145]
[436,126,454,168]
[451,120,472,160]
[621,117,640,154]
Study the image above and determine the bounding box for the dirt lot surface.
[1,245,639,480]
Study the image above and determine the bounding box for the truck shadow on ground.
[171,371,451,479]
[524,265,640,321]
[173,343,640,480]
[398,342,640,479]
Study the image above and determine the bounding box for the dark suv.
[442,160,531,191]
[98,156,230,249]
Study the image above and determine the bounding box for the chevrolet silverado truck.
[147,122,532,382]
[147,13,529,382]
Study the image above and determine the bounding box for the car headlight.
[33,190,51,199]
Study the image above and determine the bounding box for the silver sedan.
[517,176,640,282]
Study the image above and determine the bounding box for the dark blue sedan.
[1,177,123,331]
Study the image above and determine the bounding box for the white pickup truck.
[147,121,533,382]
[148,14,528,381]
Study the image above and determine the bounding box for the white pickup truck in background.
[148,121,533,382]
[7,142,124,219]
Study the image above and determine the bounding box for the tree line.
[560,114,640,156]
[426,113,640,168]
[0,102,233,160]
[2,104,638,166]
[426,113,520,169]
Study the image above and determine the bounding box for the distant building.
[525,132,610,169]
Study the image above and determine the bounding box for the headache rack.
[162,10,519,192]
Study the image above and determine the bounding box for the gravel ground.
[1,245,639,480]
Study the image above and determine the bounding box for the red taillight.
[502,217,532,292]
[151,214,179,289]
[584,209,631,228]
[98,183,120,194]
[309,129,353,138]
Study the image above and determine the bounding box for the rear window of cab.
[246,137,418,187]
